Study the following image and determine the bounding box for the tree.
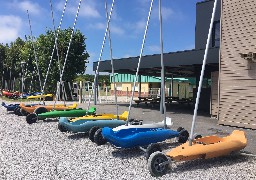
[0,28,89,93]
[36,28,89,93]
[0,44,6,89]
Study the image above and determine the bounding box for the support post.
[79,81,82,104]
[138,74,141,98]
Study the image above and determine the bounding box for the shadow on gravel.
[67,133,88,140]
[42,118,59,123]
[169,155,251,175]
[111,147,145,159]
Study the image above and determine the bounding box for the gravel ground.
[0,100,256,179]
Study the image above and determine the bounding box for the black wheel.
[177,127,184,132]
[58,123,67,132]
[20,108,29,116]
[88,126,99,142]
[195,134,202,139]
[14,107,22,116]
[45,96,53,101]
[94,128,107,145]
[148,152,169,177]
[178,130,189,143]
[34,107,48,115]
[26,113,38,124]
[146,143,162,160]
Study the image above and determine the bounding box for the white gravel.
[1,102,256,180]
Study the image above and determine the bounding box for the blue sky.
[0,0,203,74]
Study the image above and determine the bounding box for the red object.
[2,90,20,97]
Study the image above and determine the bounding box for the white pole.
[189,0,218,146]
[159,0,166,126]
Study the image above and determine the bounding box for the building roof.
[93,47,219,78]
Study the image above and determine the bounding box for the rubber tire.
[34,107,48,115]
[45,96,53,101]
[178,130,189,143]
[26,113,38,124]
[148,151,169,177]
[177,127,184,132]
[195,134,202,139]
[14,107,22,116]
[94,128,107,145]
[88,126,99,142]
[58,123,67,132]
[20,108,29,116]
[146,143,162,161]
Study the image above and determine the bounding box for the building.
[109,73,206,99]
[94,0,256,129]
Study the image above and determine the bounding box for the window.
[212,21,220,47]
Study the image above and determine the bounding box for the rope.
[189,0,218,146]
[105,0,119,119]
[54,0,81,107]
[59,0,82,92]
[126,0,154,124]
[92,0,115,105]
[42,0,68,105]
[27,10,43,97]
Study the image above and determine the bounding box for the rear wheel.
[88,126,99,142]
[14,107,22,116]
[148,152,169,177]
[94,128,107,145]
[178,130,189,143]
[26,113,38,124]
[58,123,67,132]
[177,127,184,132]
[146,143,162,161]
[34,107,48,115]
[45,96,53,101]
[20,108,29,116]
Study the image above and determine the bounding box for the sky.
[0,0,204,74]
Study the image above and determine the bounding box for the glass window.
[212,21,220,47]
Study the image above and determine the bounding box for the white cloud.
[161,7,174,20]
[0,15,22,43]
[147,45,161,53]
[57,0,101,18]
[9,0,42,15]
[110,25,125,35]
[88,22,125,36]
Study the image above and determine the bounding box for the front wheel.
[88,126,99,142]
[94,128,107,145]
[148,152,169,177]
[26,113,38,124]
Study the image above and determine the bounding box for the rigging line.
[48,0,68,107]
[27,10,43,96]
[42,0,68,103]
[189,0,218,146]
[59,0,82,87]
[55,0,82,106]
[159,0,167,128]
[92,0,115,106]
[105,0,119,119]
[126,0,154,124]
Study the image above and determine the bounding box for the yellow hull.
[27,94,53,99]
[70,111,128,122]
[166,130,247,162]
[20,103,77,114]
